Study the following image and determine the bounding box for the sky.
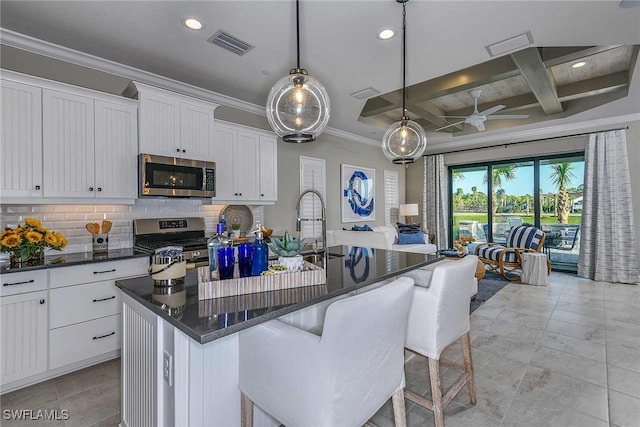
[452,162,585,196]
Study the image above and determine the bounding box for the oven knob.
[192,250,201,257]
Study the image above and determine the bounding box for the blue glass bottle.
[251,225,269,276]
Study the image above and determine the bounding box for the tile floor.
[2,272,638,427]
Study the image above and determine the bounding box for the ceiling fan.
[436,89,529,132]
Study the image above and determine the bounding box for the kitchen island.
[116,246,441,427]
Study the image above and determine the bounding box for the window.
[450,153,584,272]
[384,170,399,226]
[299,156,326,241]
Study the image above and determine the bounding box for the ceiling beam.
[540,46,622,67]
[376,91,465,132]
[557,71,628,101]
[511,47,564,115]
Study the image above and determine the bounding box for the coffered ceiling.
[1,1,639,148]
[360,45,639,136]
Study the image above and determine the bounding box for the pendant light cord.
[401,1,407,117]
[296,0,301,70]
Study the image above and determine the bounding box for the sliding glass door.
[450,153,584,272]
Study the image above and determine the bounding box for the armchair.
[475,226,547,281]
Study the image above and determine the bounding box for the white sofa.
[326,225,437,254]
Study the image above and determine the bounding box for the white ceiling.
[1,0,639,147]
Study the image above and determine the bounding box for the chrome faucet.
[295,189,327,271]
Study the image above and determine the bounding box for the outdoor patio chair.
[475,225,548,281]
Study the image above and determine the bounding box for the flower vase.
[10,249,45,268]
[278,255,304,272]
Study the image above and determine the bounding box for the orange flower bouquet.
[453,236,476,255]
[1,218,67,266]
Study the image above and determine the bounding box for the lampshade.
[381,0,426,164]
[399,203,419,217]
[265,0,330,143]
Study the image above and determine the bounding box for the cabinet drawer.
[0,270,47,297]
[50,281,120,328]
[49,314,121,369]
[49,257,149,288]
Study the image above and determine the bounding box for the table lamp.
[399,203,419,224]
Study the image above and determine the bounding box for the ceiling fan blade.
[478,105,505,116]
[435,120,465,131]
[485,114,530,120]
[437,116,469,119]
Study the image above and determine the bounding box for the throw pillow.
[397,222,421,234]
[351,224,373,231]
[398,232,425,245]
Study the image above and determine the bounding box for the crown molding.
[425,113,640,154]
[1,28,380,147]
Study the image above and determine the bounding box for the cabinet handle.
[261,193,264,197]
[93,295,116,302]
[182,149,186,153]
[92,331,116,340]
[176,148,180,152]
[40,299,45,304]
[89,187,94,192]
[93,269,116,274]
[35,185,41,190]
[3,279,35,287]
[97,187,102,192]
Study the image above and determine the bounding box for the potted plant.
[1,218,67,267]
[267,231,306,272]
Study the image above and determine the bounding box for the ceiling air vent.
[350,87,380,100]
[207,30,254,56]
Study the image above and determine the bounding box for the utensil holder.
[92,233,109,254]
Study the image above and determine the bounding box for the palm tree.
[471,186,478,211]
[483,166,517,214]
[454,187,464,211]
[550,162,576,224]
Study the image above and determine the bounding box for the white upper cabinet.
[136,83,217,161]
[211,122,278,204]
[94,99,138,199]
[0,80,43,199]
[42,89,96,198]
[42,90,138,200]
[259,135,278,202]
[1,71,138,204]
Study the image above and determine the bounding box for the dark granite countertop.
[116,246,442,344]
[0,248,151,274]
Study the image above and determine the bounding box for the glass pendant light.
[266,0,330,143]
[381,0,426,164]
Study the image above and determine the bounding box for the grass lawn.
[453,213,581,236]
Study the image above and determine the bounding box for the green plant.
[268,231,306,257]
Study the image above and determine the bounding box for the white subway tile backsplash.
[1,201,263,255]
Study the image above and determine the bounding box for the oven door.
[140,154,215,198]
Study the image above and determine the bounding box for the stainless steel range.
[134,217,209,267]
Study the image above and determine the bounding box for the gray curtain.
[578,130,639,284]
[423,155,448,249]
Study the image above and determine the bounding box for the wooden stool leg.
[391,388,407,427]
[241,392,254,427]
[462,332,476,405]
[428,357,444,427]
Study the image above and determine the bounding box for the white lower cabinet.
[48,257,148,371]
[0,257,149,393]
[0,290,48,385]
[50,314,121,369]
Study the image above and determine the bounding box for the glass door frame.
[448,151,584,249]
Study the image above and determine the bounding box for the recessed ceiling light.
[378,29,395,40]
[572,61,587,68]
[184,18,204,30]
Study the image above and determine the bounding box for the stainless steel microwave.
[139,154,215,198]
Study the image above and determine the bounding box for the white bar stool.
[404,255,479,427]
[239,277,415,427]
